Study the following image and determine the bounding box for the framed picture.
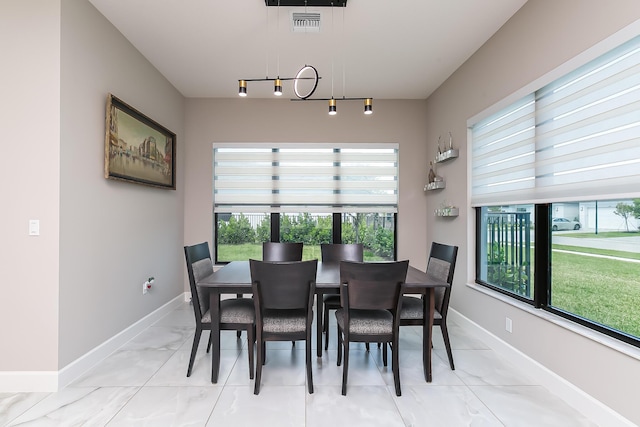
[104,94,176,189]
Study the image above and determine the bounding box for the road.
[553,233,640,253]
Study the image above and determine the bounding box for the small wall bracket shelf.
[435,148,459,163]
[424,181,445,191]
[434,207,459,217]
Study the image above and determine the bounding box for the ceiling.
[88,0,528,100]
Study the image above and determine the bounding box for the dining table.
[197,260,448,384]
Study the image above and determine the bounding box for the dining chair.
[262,242,304,261]
[336,260,409,396]
[320,243,364,350]
[250,259,317,395]
[399,242,458,370]
[261,241,305,346]
[184,242,255,378]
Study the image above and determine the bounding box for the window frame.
[471,33,640,348]
[214,211,397,264]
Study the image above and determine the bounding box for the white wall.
[423,0,640,424]
[0,0,62,374]
[58,0,186,367]
[183,98,430,271]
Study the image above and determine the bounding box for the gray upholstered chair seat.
[221,298,256,323]
[262,309,309,333]
[399,296,442,321]
[200,298,255,324]
[335,308,393,335]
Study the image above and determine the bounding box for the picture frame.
[104,94,176,189]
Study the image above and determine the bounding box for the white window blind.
[471,94,536,205]
[471,35,640,206]
[213,143,398,213]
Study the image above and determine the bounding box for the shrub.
[218,214,255,244]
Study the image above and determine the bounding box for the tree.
[633,199,640,220]
[614,202,634,232]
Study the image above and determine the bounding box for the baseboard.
[58,293,187,389]
[449,309,636,427]
[0,371,59,392]
[0,293,188,393]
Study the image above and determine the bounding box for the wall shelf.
[424,181,445,191]
[434,207,459,217]
[435,148,459,163]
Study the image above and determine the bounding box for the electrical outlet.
[505,317,513,333]
[142,277,155,295]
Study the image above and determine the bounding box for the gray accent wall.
[183,98,430,269]
[422,1,640,424]
[1,0,185,374]
[58,0,185,367]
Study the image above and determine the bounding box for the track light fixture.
[238,0,373,115]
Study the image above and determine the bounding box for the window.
[550,200,640,340]
[471,35,640,346]
[213,144,398,263]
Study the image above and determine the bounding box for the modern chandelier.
[237,0,373,115]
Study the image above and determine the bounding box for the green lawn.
[553,244,640,261]
[217,244,386,262]
[551,250,640,337]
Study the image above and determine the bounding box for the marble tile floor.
[1,302,599,426]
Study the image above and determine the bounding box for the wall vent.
[291,12,321,32]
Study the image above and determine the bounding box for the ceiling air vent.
[291,12,321,32]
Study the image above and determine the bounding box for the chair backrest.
[184,242,214,323]
[339,260,409,311]
[262,242,304,262]
[320,243,364,263]
[250,259,317,310]
[427,242,458,314]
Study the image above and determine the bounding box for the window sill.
[465,281,640,362]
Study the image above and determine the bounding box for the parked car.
[552,217,581,231]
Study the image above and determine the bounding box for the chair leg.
[247,326,255,380]
[382,342,388,367]
[306,333,314,394]
[392,337,401,396]
[262,342,266,365]
[365,342,370,352]
[441,323,455,370]
[341,336,350,396]
[254,333,263,395]
[237,331,242,339]
[323,305,329,333]
[206,331,212,353]
[336,327,343,366]
[187,328,202,377]
[324,310,330,351]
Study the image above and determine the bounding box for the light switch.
[29,219,40,236]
